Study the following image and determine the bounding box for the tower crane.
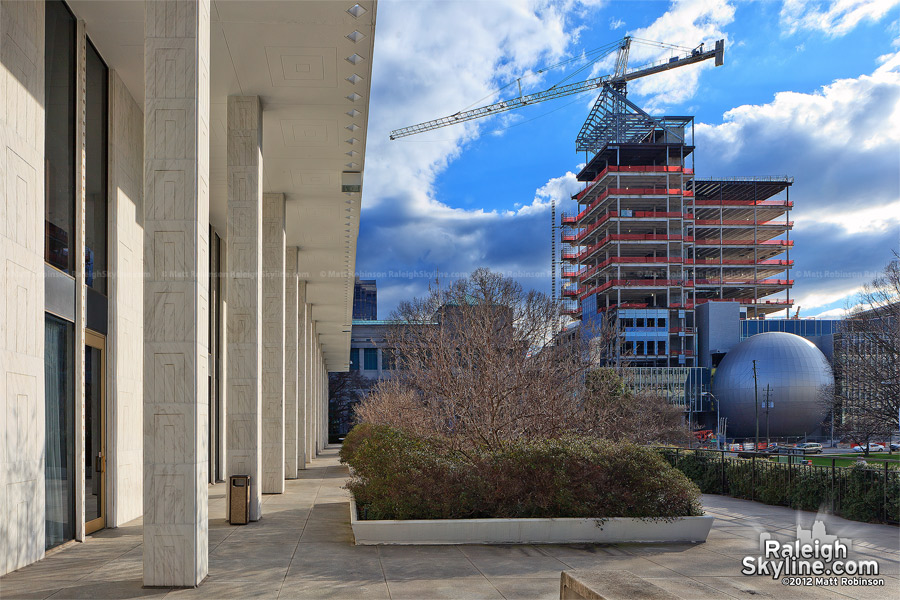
[389,36,724,309]
[389,36,724,141]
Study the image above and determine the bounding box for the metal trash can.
[229,475,250,525]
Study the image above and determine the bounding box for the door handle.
[95,452,104,473]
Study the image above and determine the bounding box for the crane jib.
[389,77,609,139]
[388,38,724,140]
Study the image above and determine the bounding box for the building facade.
[1,0,376,585]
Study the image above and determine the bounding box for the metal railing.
[655,447,900,524]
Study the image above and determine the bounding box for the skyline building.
[353,278,378,320]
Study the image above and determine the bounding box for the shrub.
[659,449,900,524]
[341,424,703,520]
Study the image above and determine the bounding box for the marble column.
[320,353,327,449]
[316,340,328,452]
[261,194,285,493]
[306,314,315,460]
[283,248,299,479]
[297,285,308,469]
[142,0,210,587]
[0,0,46,576]
[225,95,262,521]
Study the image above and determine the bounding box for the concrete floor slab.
[385,576,505,599]
[489,577,560,600]
[279,579,391,600]
[458,545,570,579]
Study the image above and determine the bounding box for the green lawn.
[803,453,900,468]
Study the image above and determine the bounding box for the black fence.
[656,447,900,525]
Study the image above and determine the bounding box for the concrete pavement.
[1,447,897,599]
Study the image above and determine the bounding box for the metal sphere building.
[711,332,833,439]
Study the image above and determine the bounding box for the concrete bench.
[560,570,680,600]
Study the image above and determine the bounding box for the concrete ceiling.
[69,0,377,371]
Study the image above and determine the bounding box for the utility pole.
[752,359,759,451]
[765,384,771,446]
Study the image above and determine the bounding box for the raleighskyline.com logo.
[741,521,884,588]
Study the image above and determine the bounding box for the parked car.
[762,444,782,454]
[890,442,900,452]
[795,442,823,454]
[851,443,885,452]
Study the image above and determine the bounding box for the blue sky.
[358,0,900,318]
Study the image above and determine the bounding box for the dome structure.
[711,332,833,439]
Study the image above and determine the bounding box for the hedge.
[340,423,703,520]
[658,448,900,524]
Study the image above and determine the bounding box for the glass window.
[349,349,359,371]
[364,348,378,370]
[44,0,76,274]
[85,40,108,294]
[45,314,75,550]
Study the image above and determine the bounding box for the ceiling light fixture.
[346,30,365,43]
[346,53,364,65]
[347,4,367,18]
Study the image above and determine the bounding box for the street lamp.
[752,359,760,451]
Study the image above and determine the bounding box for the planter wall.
[350,496,714,545]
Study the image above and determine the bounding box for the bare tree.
[582,368,692,445]
[818,383,891,456]
[833,256,900,452]
[354,268,627,450]
[328,370,372,438]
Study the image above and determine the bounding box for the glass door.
[45,314,76,549]
[84,331,106,534]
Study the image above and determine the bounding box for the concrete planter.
[349,496,714,545]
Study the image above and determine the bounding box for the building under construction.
[559,81,794,368]
[389,35,797,403]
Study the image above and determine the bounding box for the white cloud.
[609,17,625,29]
[359,0,607,313]
[359,1,898,317]
[366,0,587,212]
[624,0,736,111]
[795,201,900,235]
[781,0,900,37]
[806,306,849,318]
[693,49,900,326]
[695,49,900,222]
[793,284,865,311]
